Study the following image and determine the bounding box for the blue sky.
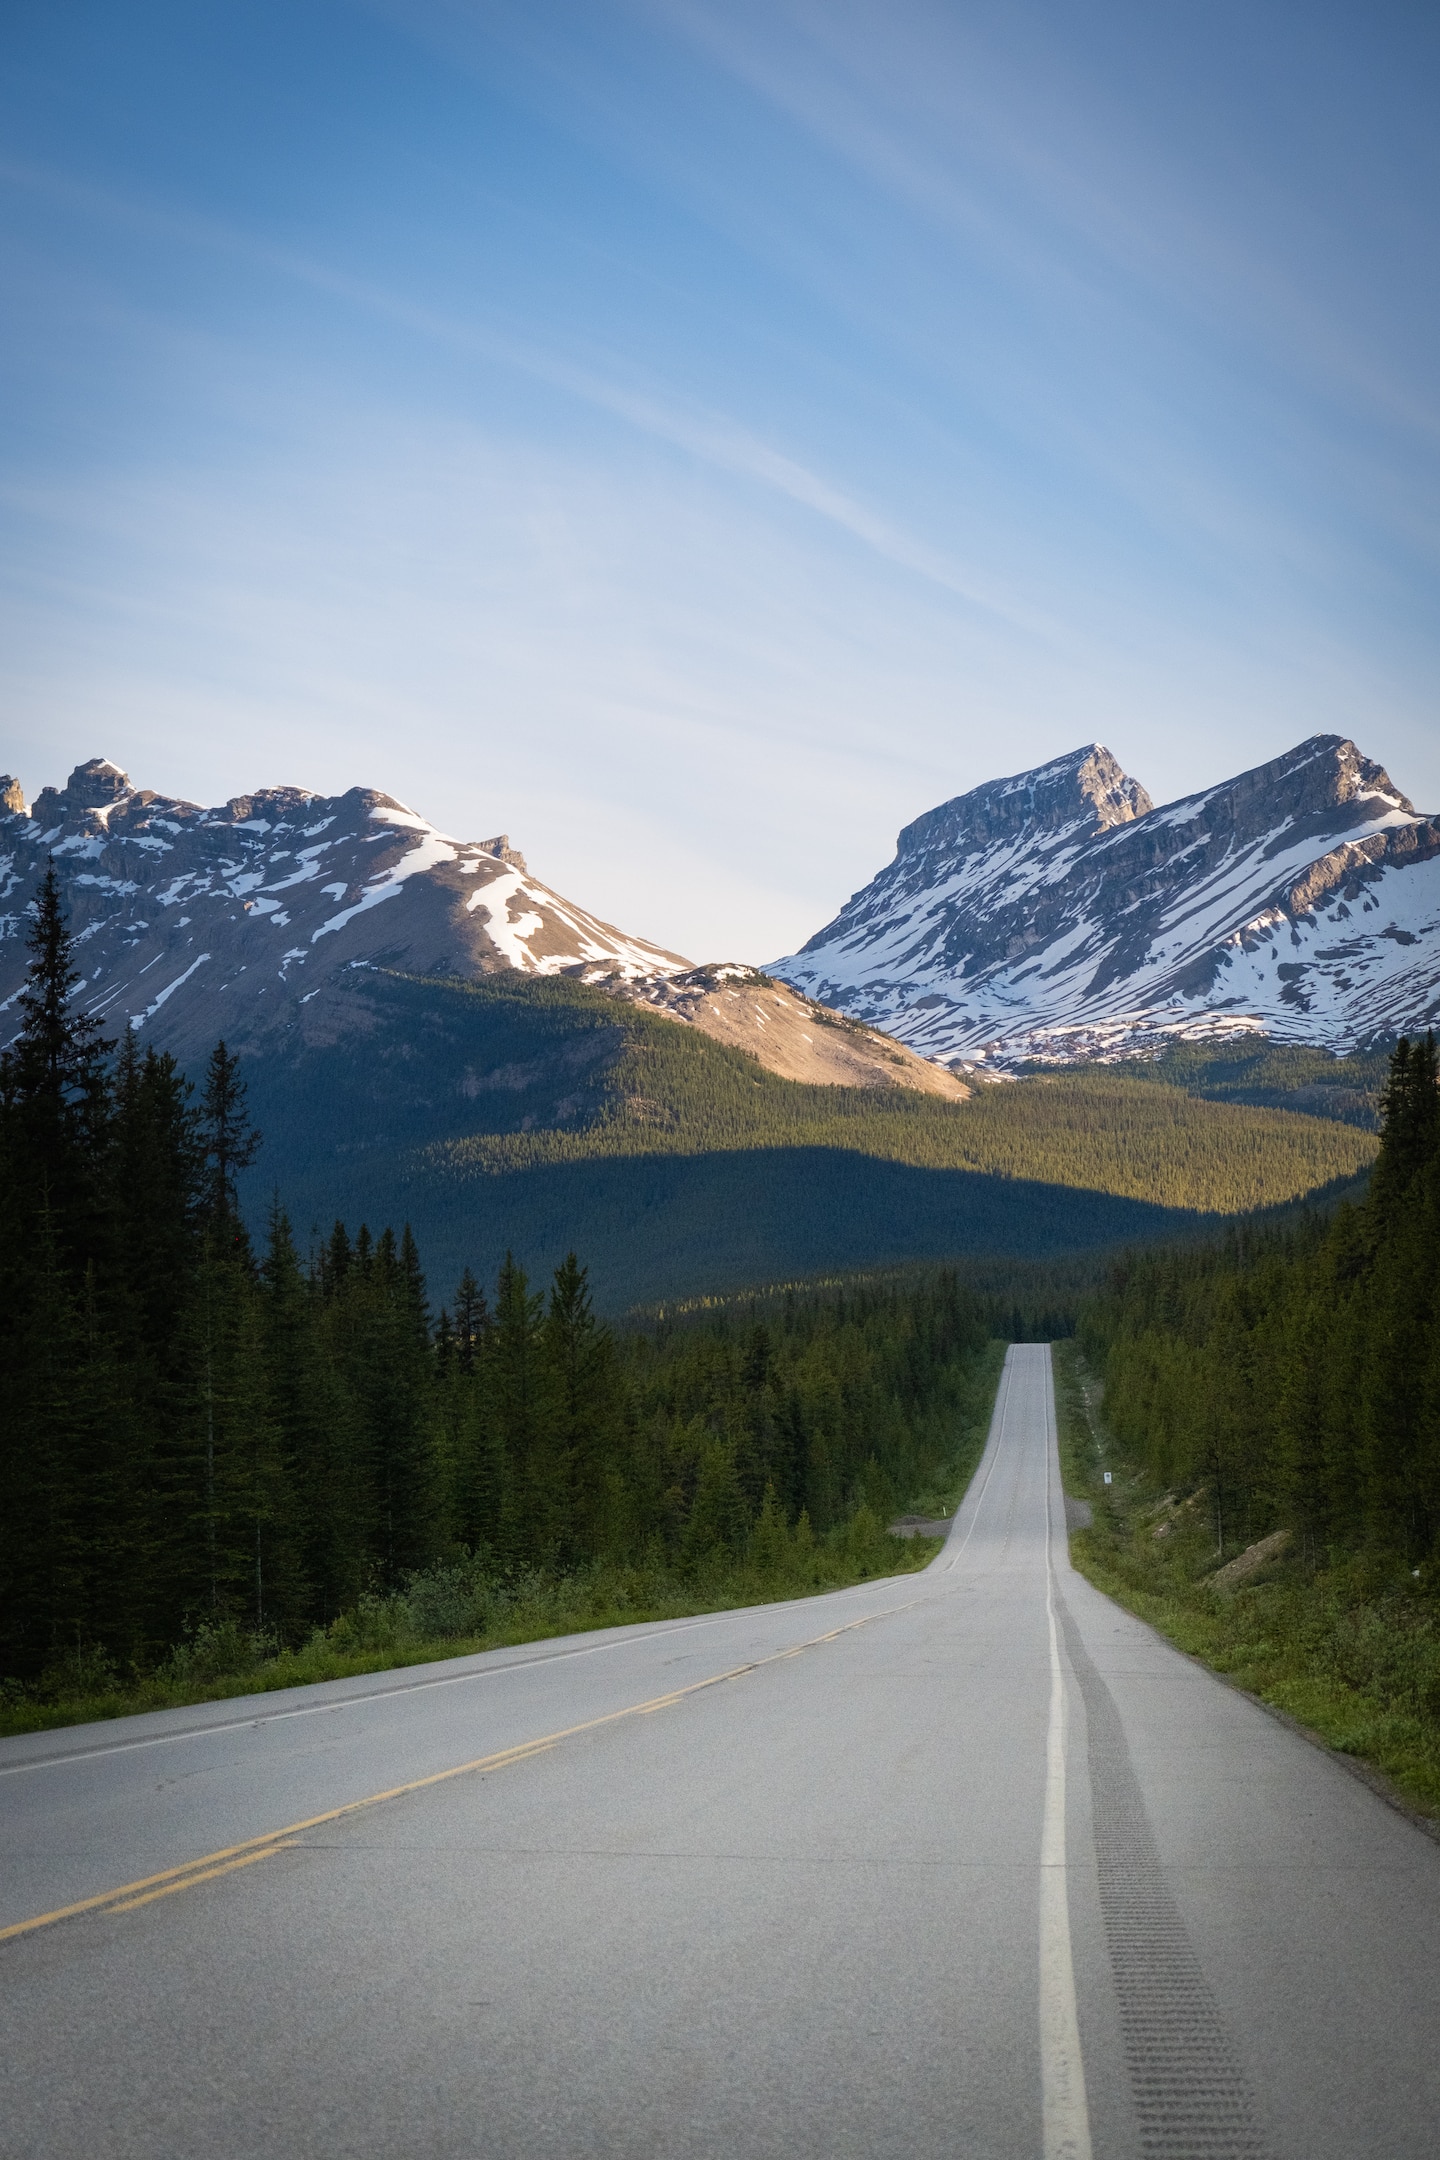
[2,0,1437,960]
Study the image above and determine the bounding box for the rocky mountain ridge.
[602,963,968,1096]
[0,758,960,1093]
[0,758,685,1062]
[771,736,1440,1063]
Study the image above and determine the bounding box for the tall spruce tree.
[446,1267,504,1558]
[0,872,118,1674]
[454,1266,488,1374]
[0,862,113,1269]
[111,1031,205,1366]
[199,1039,260,1232]
[1372,1034,1439,1212]
[178,1039,267,1622]
[545,1253,621,1557]
[492,1254,553,1564]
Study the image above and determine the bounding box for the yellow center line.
[106,1842,299,1913]
[0,1596,921,1947]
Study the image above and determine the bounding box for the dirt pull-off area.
[598,965,971,1096]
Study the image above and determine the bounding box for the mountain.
[770,736,1440,1064]
[0,756,680,1056]
[0,757,961,1095]
[0,753,1380,1308]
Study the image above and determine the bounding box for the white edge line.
[1040,1345,1093,2160]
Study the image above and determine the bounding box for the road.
[3,1344,1440,2158]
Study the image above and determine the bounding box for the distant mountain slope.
[771,736,1440,1063]
[239,969,1375,1308]
[1119,1039,1389,1129]
[0,757,963,1094]
[605,964,968,1096]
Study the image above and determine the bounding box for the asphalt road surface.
[4,1344,1440,2159]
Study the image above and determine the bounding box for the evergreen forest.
[0,873,993,1692]
[1085,1034,1440,1566]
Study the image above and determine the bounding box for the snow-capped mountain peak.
[771,735,1440,1062]
[0,760,686,1058]
[897,742,1153,861]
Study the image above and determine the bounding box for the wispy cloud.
[641,0,1440,453]
[0,153,1040,632]
[5,0,1440,951]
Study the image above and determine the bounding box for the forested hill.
[1100,1038,1389,1130]
[1084,1035,1440,1566]
[239,967,1377,1307]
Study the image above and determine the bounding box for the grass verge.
[1052,1339,1440,1823]
[0,1342,1007,1741]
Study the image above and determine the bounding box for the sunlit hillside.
[240,971,1375,1308]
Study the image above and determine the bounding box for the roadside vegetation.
[1056,1037,1440,1817]
[0,1527,923,1740]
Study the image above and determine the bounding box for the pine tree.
[681,1441,748,1566]
[199,1039,261,1231]
[446,1271,505,1560]
[312,1230,380,1604]
[454,1266,488,1374]
[774,1386,811,1522]
[545,1253,621,1557]
[146,1039,268,1629]
[326,1225,437,1587]
[390,1226,439,1575]
[0,873,129,1674]
[1372,1034,1439,1212]
[734,1321,777,1511]
[0,862,113,1268]
[259,1201,350,1630]
[321,1220,352,1298]
[492,1254,554,1564]
[111,1032,204,1364]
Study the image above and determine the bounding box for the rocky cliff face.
[0,759,686,1063]
[770,737,1440,1062]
